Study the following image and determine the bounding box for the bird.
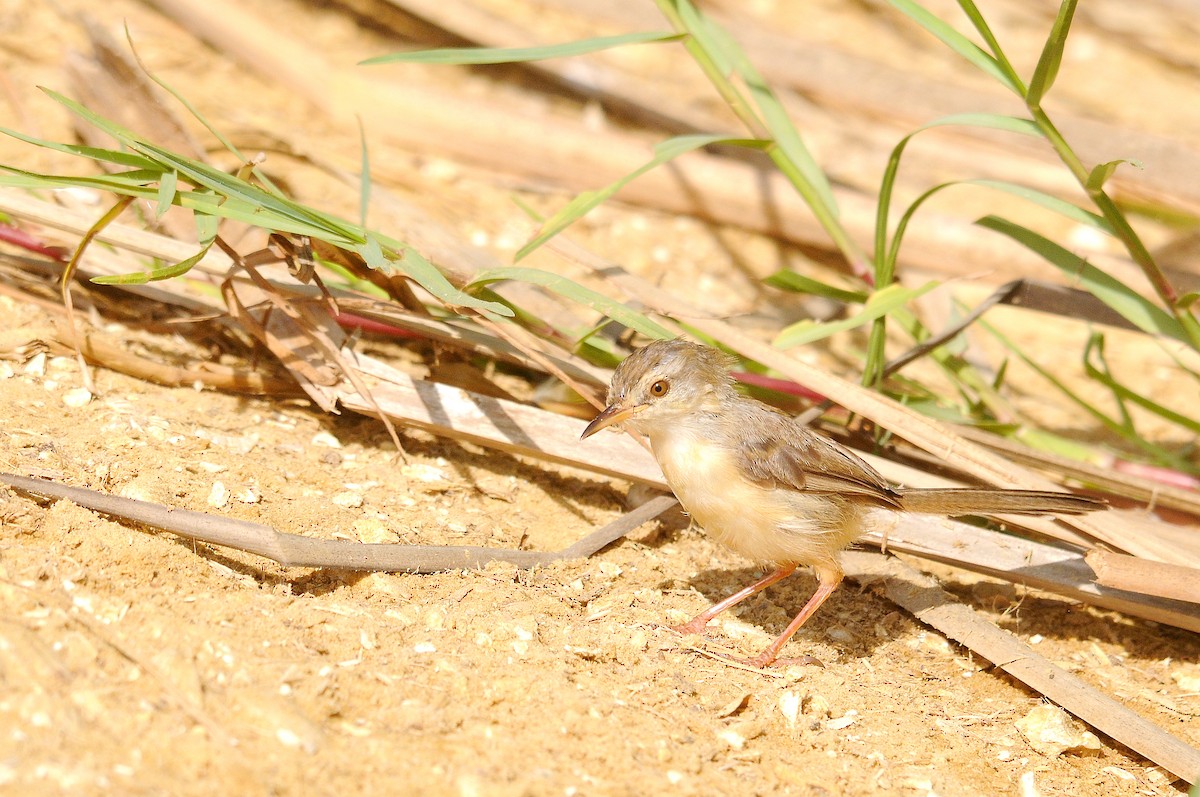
[580,339,1105,668]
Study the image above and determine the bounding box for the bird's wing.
[730,406,903,508]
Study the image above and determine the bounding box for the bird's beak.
[580,401,639,440]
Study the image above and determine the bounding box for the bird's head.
[580,339,737,439]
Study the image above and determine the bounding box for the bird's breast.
[648,425,855,567]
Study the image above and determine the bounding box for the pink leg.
[671,566,797,636]
[747,573,843,668]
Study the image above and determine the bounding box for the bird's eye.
[649,379,670,397]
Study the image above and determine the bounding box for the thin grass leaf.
[748,80,840,218]
[875,113,1043,283]
[889,0,1015,90]
[0,125,158,170]
[360,235,386,270]
[0,165,163,193]
[674,0,736,74]
[1015,427,1105,464]
[122,25,277,192]
[1027,0,1078,109]
[92,239,215,285]
[361,31,683,66]
[774,281,938,349]
[969,179,1110,231]
[953,0,1024,90]
[883,177,1110,289]
[981,316,1195,472]
[380,246,513,317]
[764,270,868,304]
[516,133,760,260]
[40,89,350,240]
[8,94,514,318]
[1084,333,1200,434]
[154,170,177,220]
[1086,159,1141,193]
[195,207,219,243]
[467,266,674,340]
[976,215,1187,342]
[358,119,371,229]
[671,0,842,226]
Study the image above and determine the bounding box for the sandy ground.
[1,1,1199,795]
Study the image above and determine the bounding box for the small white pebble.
[23,352,46,376]
[62,388,91,408]
[413,642,436,654]
[826,709,858,730]
[331,491,363,508]
[236,487,261,504]
[1170,664,1200,692]
[1029,634,1044,645]
[275,728,303,748]
[666,771,684,785]
[311,431,342,448]
[778,691,801,729]
[717,729,746,750]
[400,463,447,483]
[207,481,229,508]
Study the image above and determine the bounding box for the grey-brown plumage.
[582,339,1104,667]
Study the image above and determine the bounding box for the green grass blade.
[516,133,759,260]
[8,95,514,318]
[154,170,177,219]
[385,247,514,317]
[954,0,1025,92]
[361,32,683,66]
[0,166,161,193]
[40,89,345,240]
[0,125,158,170]
[195,205,219,242]
[674,0,736,74]
[889,0,1016,90]
[968,179,1110,231]
[671,0,841,225]
[764,270,868,304]
[976,215,1187,342]
[1086,159,1140,193]
[92,238,215,285]
[1027,0,1078,109]
[876,113,1042,282]
[467,266,673,339]
[774,281,939,349]
[1084,332,1200,434]
[358,119,371,229]
[122,26,287,195]
[981,316,1194,472]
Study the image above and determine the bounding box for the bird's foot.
[748,652,824,669]
[667,619,712,637]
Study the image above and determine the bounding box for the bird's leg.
[670,565,796,636]
[747,569,843,669]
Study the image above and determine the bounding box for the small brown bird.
[581,339,1104,667]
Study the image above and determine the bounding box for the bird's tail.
[897,488,1104,516]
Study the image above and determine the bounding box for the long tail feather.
[897,488,1104,516]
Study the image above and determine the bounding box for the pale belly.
[650,427,864,568]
